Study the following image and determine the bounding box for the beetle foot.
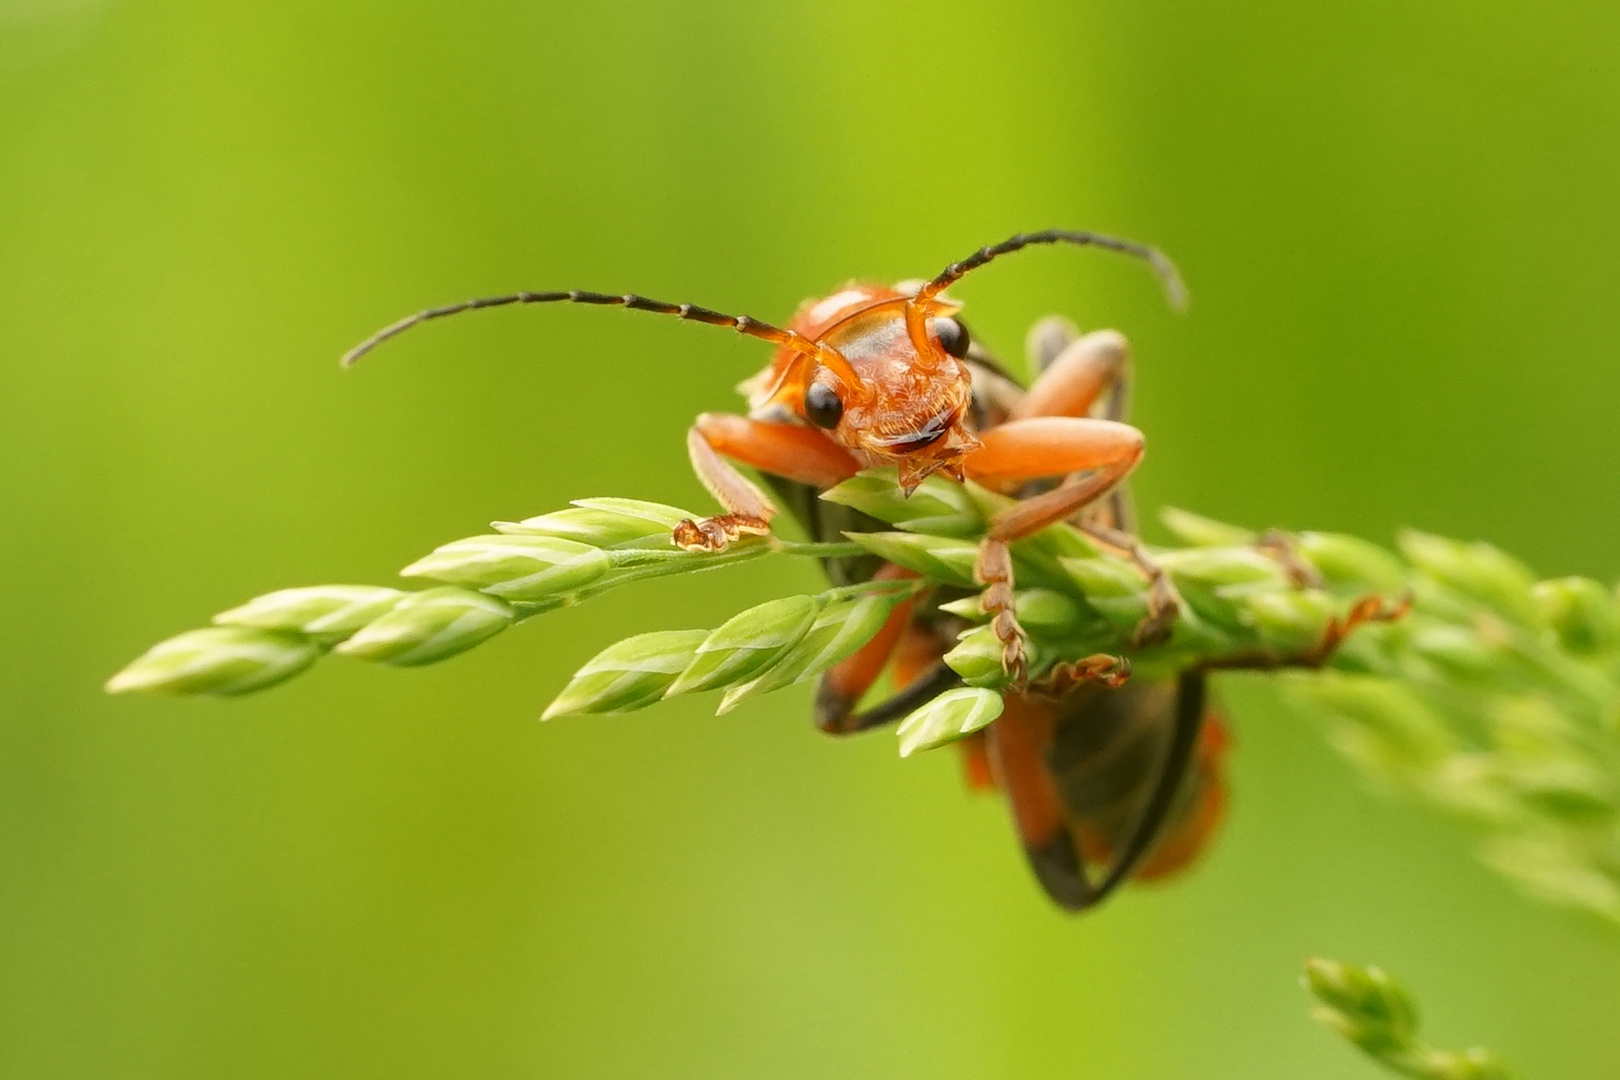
[671,514,772,552]
[975,538,1032,687]
[993,607,1030,689]
[1032,654,1132,697]
[1302,591,1412,665]
[1200,591,1411,674]
[1077,522,1181,649]
[1130,573,1182,649]
[1256,529,1325,589]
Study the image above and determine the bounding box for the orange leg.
[1011,328,1130,424]
[1073,521,1183,649]
[1020,321,1133,534]
[1024,315,1083,375]
[964,418,1145,685]
[672,413,862,551]
[957,730,997,792]
[812,567,963,735]
[1011,325,1182,649]
[814,571,915,732]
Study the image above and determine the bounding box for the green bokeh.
[5,2,1619,1076]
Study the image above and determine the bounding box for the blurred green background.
[5,1,1619,1076]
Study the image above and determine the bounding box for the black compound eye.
[804,382,844,429]
[931,317,971,359]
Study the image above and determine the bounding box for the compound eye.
[931,317,971,359]
[804,381,844,429]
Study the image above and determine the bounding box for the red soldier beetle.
[344,230,1187,687]
[344,230,1377,911]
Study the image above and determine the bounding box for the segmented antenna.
[914,229,1189,312]
[341,289,861,388]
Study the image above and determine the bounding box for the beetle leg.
[1075,521,1183,649]
[1030,653,1132,697]
[957,729,997,791]
[813,572,967,734]
[817,662,963,735]
[1298,594,1410,665]
[965,418,1146,686]
[813,567,914,730]
[1009,327,1182,643]
[1255,529,1326,589]
[673,413,861,551]
[1202,592,1411,672]
[1024,315,1081,374]
[973,540,1031,686]
[1011,328,1131,425]
[1020,321,1134,531]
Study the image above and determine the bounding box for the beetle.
[341,229,1316,911]
[343,231,1187,686]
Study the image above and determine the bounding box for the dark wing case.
[1021,673,1209,910]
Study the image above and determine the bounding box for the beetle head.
[785,295,982,493]
[342,229,1184,502]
